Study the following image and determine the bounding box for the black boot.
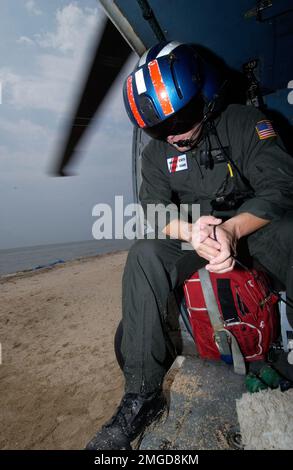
[85,389,166,450]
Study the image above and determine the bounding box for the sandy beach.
[0,251,127,449]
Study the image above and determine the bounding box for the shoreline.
[0,239,134,278]
[0,249,130,282]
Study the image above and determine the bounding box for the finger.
[209,249,232,265]
[197,252,215,262]
[193,242,219,260]
[199,229,213,243]
[208,252,233,267]
[198,225,219,242]
[206,258,235,273]
[198,216,222,227]
[197,245,220,259]
[202,237,221,250]
[195,226,214,244]
[208,262,236,274]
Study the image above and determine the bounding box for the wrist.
[222,213,270,239]
[180,221,193,242]
[221,218,241,240]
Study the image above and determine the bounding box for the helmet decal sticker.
[135,68,147,95]
[148,59,174,116]
[126,76,146,128]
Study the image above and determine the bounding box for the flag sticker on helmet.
[255,120,277,140]
[167,155,188,173]
[148,60,174,116]
[135,69,146,95]
[126,76,145,128]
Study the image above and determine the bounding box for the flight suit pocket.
[197,162,229,198]
[168,169,191,191]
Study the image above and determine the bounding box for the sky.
[0,0,136,249]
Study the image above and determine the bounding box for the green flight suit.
[121,104,293,394]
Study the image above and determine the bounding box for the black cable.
[211,121,244,178]
[210,120,254,197]
[136,0,166,42]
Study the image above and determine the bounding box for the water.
[0,239,134,276]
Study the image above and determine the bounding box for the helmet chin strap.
[169,94,219,149]
[175,118,205,148]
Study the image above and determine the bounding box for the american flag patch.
[255,120,277,140]
[167,155,188,173]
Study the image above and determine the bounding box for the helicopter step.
[138,355,246,450]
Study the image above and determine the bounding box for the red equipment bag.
[184,268,279,365]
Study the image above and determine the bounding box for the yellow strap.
[227,163,234,177]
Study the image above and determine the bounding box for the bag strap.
[198,268,246,375]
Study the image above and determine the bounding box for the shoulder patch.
[255,120,277,140]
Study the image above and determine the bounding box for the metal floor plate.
[139,356,246,450]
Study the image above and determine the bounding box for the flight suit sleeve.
[236,107,293,220]
[139,142,179,233]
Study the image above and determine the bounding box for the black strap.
[217,278,239,323]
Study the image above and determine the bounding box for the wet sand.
[0,252,127,449]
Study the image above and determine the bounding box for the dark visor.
[143,94,205,140]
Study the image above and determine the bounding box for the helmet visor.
[143,94,205,140]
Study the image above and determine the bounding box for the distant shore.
[0,250,127,449]
[0,239,134,276]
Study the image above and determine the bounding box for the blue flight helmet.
[123,41,223,140]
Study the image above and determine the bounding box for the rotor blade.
[54,18,132,176]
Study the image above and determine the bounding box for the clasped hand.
[190,216,238,273]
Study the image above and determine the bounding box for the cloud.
[17,36,35,46]
[0,1,135,167]
[5,4,103,114]
[0,55,78,113]
[25,0,42,16]
[0,4,134,179]
[1,2,134,249]
[35,3,100,54]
